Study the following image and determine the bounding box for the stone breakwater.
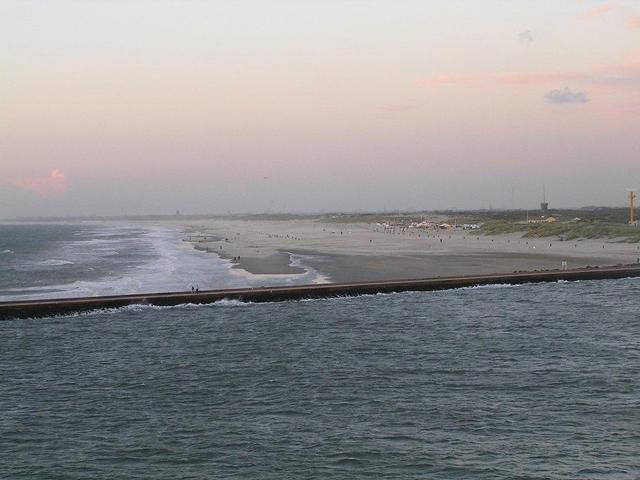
[2,265,640,320]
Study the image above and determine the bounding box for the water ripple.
[1,278,639,479]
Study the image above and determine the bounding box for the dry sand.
[178,219,640,283]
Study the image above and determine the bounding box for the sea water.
[1,278,639,479]
[1,223,638,477]
[0,222,324,301]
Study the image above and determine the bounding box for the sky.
[1,0,639,217]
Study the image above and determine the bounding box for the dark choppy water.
[2,279,639,479]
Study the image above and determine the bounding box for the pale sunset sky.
[1,1,639,217]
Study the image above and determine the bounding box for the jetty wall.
[2,265,640,320]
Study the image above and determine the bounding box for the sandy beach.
[176,218,640,284]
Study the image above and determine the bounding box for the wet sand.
[288,250,617,284]
[178,219,640,283]
[231,252,305,275]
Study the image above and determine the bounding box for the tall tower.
[629,190,637,225]
[540,185,548,213]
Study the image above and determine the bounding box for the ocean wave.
[17,299,256,321]
[67,238,113,246]
[297,292,396,303]
[455,283,522,291]
[1,249,14,254]
[111,299,254,311]
[3,223,311,302]
[93,249,120,257]
[212,298,255,307]
[35,259,75,267]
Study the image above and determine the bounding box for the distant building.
[527,215,558,224]
[540,202,549,213]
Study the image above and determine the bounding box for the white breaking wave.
[116,299,254,312]
[18,299,257,321]
[209,298,255,307]
[35,259,75,267]
[455,283,522,291]
[298,291,395,304]
[1,223,328,302]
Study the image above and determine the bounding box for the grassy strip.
[482,221,640,242]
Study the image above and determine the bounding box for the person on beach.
[191,286,195,293]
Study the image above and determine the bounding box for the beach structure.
[628,190,637,225]
[527,216,557,224]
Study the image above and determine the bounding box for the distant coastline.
[2,206,636,225]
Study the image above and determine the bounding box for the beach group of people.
[267,233,302,241]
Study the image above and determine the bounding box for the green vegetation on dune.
[480,221,530,235]
[481,220,640,242]
[318,209,640,242]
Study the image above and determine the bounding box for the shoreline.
[231,252,306,275]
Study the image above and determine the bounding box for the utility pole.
[629,190,637,225]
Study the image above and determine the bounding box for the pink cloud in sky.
[8,169,68,196]
[580,3,617,19]
[627,15,640,29]
[421,59,640,91]
[580,4,640,30]
[422,71,585,87]
[493,72,587,85]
